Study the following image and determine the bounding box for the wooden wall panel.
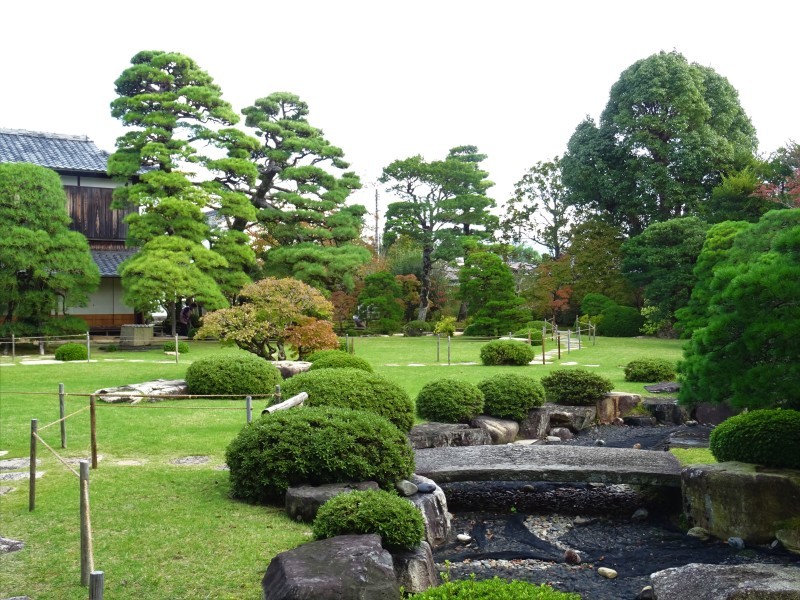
[65,186,134,242]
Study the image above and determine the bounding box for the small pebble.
[597,567,618,579]
[594,439,605,446]
[546,436,562,443]
[637,585,655,599]
[632,443,642,449]
[395,480,418,496]
[686,420,699,427]
[632,507,648,521]
[457,533,472,543]
[687,526,710,541]
[564,548,581,564]
[416,482,436,494]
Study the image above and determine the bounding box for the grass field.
[0,335,692,599]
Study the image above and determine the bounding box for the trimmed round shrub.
[540,369,614,406]
[478,374,546,421]
[410,577,580,599]
[709,409,800,469]
[596,305,644,337]
[404,320,431,337]
[480,339,537,366]
[416,378,484,423]
[307,350,373,373]
[162,340,190,354]
[279,368,413,431]
[624,358,676,382]
[225,406,415,504]
[185,354,282,396]
[581,293,617,317]
[512,327,544,345]
[312,489,424,552]
[54,343,88,362]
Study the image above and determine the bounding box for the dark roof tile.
[91,249,138,277]
[0,128,110,173]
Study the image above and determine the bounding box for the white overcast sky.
[2,0,798,222]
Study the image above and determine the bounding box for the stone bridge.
[414,444,682,487]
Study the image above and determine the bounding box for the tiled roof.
[91,249,138,277]
[0,128,110,174]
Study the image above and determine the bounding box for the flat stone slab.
[651,562,800,599]
[415,445,681,487]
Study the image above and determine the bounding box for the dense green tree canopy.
[678,210,800,410]
[357,271,404,334]
[0,163,99,335]
[381,146,497,320]
[561,51,757,235]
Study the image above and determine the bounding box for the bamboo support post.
[174,334,179,364]
[262,392,307,414]
[29,419,37,511]
[86,332,91,363]
[542,327,546,364]
[80,460,94,586]
[246,396,252,423]
[436,334,440,362]
[59,383,67,449]
[90,395,97,469]
[447,336,451,366]
[11,332,15,361]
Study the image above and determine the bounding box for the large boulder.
[691,402,737,426]
[650,563,800,599]
[408,423,491,449]
[262,534,400,600]
[597,392,641,424]
[285,481,380,522]
[682,462,800,544]
[471,416,519,444]
[391,542,438,594]
[518,404,597,439]
[274,361,312,379]
[409,475,451,548]
[518,406,551,439]
[642,397,689,425]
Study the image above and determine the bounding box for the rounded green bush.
[279,368,413,431]
[624,358,676,382]
[709,409,800,469]
[410,577,580,599]
[225,406,415,504]
[540,369,614,406]
[307,349,373,373]
[478,374,546,421]
[312,489,424,552]
[480,339,537,366]
[416,379,484,423]
[596,305,644,337]
[404,320,431,337]
[185,354,282,397]
[101,344,119,352]
[512,327,544,345]
[162,340,190,354]
[54,343,88,362]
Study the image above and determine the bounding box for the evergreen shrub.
[512,327,544,345]
[185,354,281,396]
[709,409,800,469]
[280,368,413,431]
[312,489,424,552]
[162,340,190,354]
[596,305,644,337]
[54,343,88,361]
[624,358,676,382]
[478,374,546,421]
[225,406,415,504]
[404,320,431,337]
[480,339,537,366]
[307,350,373,372]
[410,577,580,599]
[541,369,614,406]
[416,379,484,423]
[433,316,457,337]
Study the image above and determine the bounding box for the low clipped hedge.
[478,374,546,421]
[404,320,431,337]
[226,406,415,504]
[416,379,484,423]
[307,349,373,373]
[162,340,190,354]
[279,368,413,431]
[480,339,537,366]
[312,489,424,552]
[709,409,800,469]
[54,343,88,362]
[624,358,676,382]
[540,369,614,406]
[410,578,580,599]
[185,354,281,397]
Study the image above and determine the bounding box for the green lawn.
[0,335,691,599]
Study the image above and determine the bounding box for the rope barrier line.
[96,405,247,410]
[38,405,92,431]
[7,391,273,399]
[32,433,80,478]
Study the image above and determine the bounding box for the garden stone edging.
[650,562,800,599]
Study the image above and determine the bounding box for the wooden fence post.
[541,327,546,364]
[29,419,37,512]
[59,383,67,449]
[436,334,440,363]
[447,336,451,366]
[80,460,93,586]
[90,395,98,469]
[174,334,179,364]
[246,396,252,423]
[90,571,104,600]
[86,332,91,363]
[11,332,15,361]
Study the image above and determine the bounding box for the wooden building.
[0,128,139,330]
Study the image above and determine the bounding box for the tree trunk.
[417,244,433,322]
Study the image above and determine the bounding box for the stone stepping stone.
[170,456,210,466]
[0,486,16,495]
[0,458,38,471]
[0,537,25,554]
[0,471,45,481]
[115,459,146,467]
[0,451,9,457]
